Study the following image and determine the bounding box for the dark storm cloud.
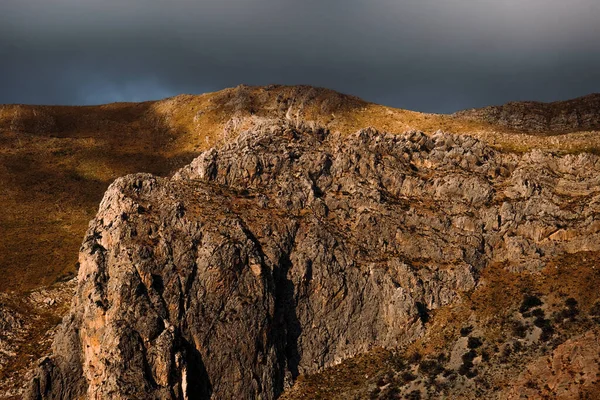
[1,0,599,112]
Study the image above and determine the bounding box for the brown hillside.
[1,85,599,292]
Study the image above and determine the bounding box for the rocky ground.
[0,278,75,399]
[26,121,600,399]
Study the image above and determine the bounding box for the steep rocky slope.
[1,84,500,397]
[28,123,600,399]
[1,85,493,294]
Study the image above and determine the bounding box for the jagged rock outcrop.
[28,123,600,399]
[455,93,600,133]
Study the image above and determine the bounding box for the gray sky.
[1,0,599,113]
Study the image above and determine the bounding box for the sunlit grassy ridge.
[1,84,599,292]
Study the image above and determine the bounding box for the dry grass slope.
[1,84,599,295]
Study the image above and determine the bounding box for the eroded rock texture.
[455,93,600,133]
[505,329,600,399]
[29,124,600,399]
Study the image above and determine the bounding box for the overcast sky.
[1,0,599,113]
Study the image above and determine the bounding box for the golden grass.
[0,102,199,292]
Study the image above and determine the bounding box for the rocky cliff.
[27,121,600,399]
[0,84,490,296]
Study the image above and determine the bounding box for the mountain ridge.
[27,122,600,399]
[2,85,600,398]
[455,93,600,134]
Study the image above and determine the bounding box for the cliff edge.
[28,122,600,399]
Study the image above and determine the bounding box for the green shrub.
[401,371,417,383]
[460,326,473,337]
[419,359,444,377]
[512,321,528,338]
[520,294,542,313]
[467,337,483,349]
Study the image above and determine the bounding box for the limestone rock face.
[28,124,600,399]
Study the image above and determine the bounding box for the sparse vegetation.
[512,321,528,338]
[460,326,473,337]
[419,359,444,377]
[406,389,422,400]
[282,250,600,399]
[401,371,417,383]
[519,294,543,314]
[531,308,545,318]
[467,337,483,349]
[554,297,580,322]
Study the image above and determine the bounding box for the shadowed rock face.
[28,123,600,399]
[455,93,600,133]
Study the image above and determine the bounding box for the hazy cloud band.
[1,0,599,112]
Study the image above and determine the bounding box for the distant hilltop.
[455,93,600,133]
